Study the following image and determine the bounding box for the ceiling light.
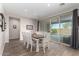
[60,3,65,6]
[48,4,50,7]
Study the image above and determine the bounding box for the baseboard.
[51,40,70,47]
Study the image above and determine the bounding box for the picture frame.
[13,25,17,29]
[0,13,6,31]
[26,25,33,30]
[0,14,2,26]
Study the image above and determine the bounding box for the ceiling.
[3,3,79,20]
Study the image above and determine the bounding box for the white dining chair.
[22,32,27,46]
[26,31,33,51]
[22,31,32,51]
[28,31,40,52]
[42,32,51,53]
[22,32,32,49]
[34,31,50,53]
[22,31,41,52]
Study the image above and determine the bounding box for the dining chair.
[26,31,38,52]
[26,31,33,51]
[42,32,51,53]
[22,32,27,46]
[22,31,40,52]
[22,32,32,49]
[28,32,39,52]
[34,31,50,53]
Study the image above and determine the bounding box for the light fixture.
[48,4,50,7]
[60,3,65,6]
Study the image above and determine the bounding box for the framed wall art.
[26,25,33,30]
[0,13,6,31]
[13,25,17,29]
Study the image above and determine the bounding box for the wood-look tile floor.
[2,39,79,56]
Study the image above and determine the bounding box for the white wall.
[4,15,9,43]
[20,18,37,40]
[0,4,6,55]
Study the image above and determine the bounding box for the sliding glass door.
[50,12,73,44]
[60,13,72,44]
[39,11,73,45]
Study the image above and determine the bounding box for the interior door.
[9,17,20,40]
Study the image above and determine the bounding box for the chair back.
[43,32,51,42]
[26,31,32,44]
[22,32,28,43]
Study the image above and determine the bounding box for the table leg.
[36,40,39,52]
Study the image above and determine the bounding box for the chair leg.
[47,44,49,50]
[36,40,39,52]
[30,44,32,52]
[43,45,45,54]
[24,42,26,48]
[26,43,29,49]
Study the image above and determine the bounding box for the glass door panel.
[50,16,61,42]
[50,12,73,45]
[60,12,73,44]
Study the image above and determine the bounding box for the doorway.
[9,17,20,40]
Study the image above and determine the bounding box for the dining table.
[32,33,44,52]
